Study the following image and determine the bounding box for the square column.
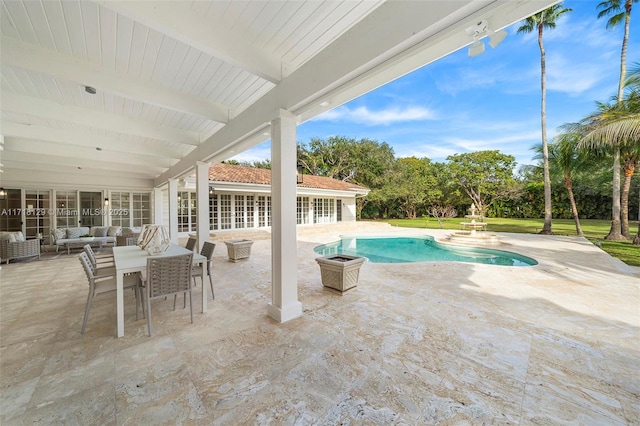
[153,187,163,224]
[268,109,302,323]
[195,161,211,252]
[168,178,179,244]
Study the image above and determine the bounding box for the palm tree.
[548,134,588,236]
[518,4,572,235]
[596,0,638,240]
[567,78,640,240]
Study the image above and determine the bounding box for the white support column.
[168,178,179,244]
[153,187,163,225]
[268,109,302,323]
[196,161,210,309]
[195,161,210,252]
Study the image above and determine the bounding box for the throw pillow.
[108,226,121,237]
[66,227,85,239]
[54,228,66,241]
[89,227,97,236]
[94,227,108,237]
[14,231,25,242]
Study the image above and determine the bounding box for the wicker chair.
[175,241,216,309]
[0,238,40,264]
[185,237,197,252]
[143,253,193,336]
[192,242,216,299]
[78,252,141,334]
[83,245,115,276]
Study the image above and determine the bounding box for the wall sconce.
[209,187,214,196]
[104,198,109,206]
[296,163,304,184]
[0,187,6,200]
[465,19,507,57]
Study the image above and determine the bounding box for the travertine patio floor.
[1,222,638,424]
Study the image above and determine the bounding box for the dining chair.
[143,253,194,336]
[174,241,216,309]
[125,237,138,246]
[192,242,215,297]
[78,252,141,334]
[185,237,197,252]
[83,244,115,276]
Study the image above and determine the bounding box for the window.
[25,190,50,241]
[110,192,131,227]
[0,189,22,233]
[313,197,335,224]
[235,195,246,229]
[131,193,151,226]
[178,191,193,232]
[56,191,78,228]
[297,196,310,224]
[110,192,150,227]
[219,194,232,230]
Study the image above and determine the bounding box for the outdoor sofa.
[0,231,41,264]
[51,226,119,254]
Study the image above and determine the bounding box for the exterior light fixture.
[0,187,6,200]
[297,163,304,184]
[465,19,507,57]
[104,198,109,206]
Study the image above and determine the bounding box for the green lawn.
[375,217,640,267]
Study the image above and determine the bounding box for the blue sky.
[232,0,637,170]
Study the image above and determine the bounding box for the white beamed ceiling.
[0,0,557,190]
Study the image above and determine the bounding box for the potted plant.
[315,254,365,294]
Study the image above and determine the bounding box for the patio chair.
[185,237,197,252]
[79,252,141,334]
[174,241,216,309]
[83,244,115,277]
[125,237,138,246]
[193,242,216,299]
[143,253,193,336]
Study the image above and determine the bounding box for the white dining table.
[113,244,207,337]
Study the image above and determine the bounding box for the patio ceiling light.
[84,86,96,95]
[465,19,507,57]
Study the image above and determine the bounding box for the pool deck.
[1,222,638,424]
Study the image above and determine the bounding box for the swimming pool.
[314,236,537,266]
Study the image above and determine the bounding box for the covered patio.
[1,0,559,324]
[1,223,638,423]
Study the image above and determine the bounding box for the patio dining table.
[113,243,207,337]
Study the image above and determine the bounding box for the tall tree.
[518,3,572,234]
[541,134,589,236]
[596,0,638,240]
[447,150,518,216]
[567,85,640,239]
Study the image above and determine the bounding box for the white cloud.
[313,105,435,126]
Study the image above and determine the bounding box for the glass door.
[0,189,22,232]
[79,191,103,227]
[25,190,51,242]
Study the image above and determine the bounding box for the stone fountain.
[447,203,500,245]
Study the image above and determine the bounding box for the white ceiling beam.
[4,138,175,169]
[2,92,201,146]
[1,121,183,160]
[0,164,154,190]
[156,0,557,185]
[98,1,282,83]
[1,36,230,123]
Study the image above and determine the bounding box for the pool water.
[314,236,537,266]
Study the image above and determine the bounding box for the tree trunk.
[606,3,631,241]
[564,174,583,237]
[538,23,552,235]
[633,222,640,246]
[620,159,636,239]
[605,149,626,240]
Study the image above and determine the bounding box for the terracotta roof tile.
[209,163,369,193]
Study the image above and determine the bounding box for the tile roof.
[209,163,369,193]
